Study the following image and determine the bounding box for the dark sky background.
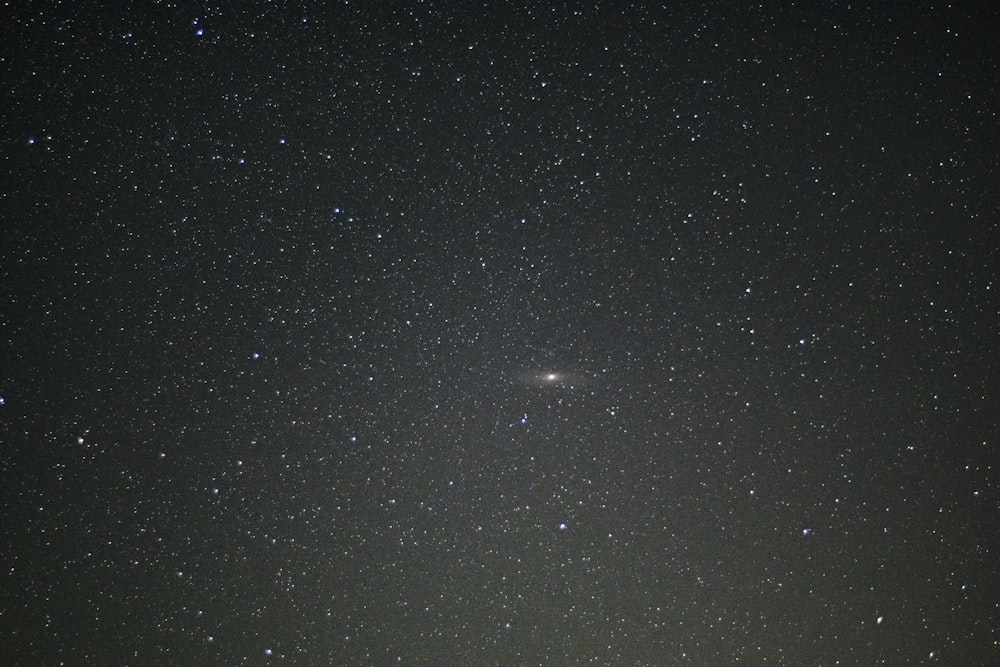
[2,2,999,665]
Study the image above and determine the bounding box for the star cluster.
[1,3,999,665]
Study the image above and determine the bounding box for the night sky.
[3,3,1000,665]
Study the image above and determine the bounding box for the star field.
[2,3,999,665]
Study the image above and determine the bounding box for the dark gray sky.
[2,2,999,664]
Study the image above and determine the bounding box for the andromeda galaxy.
[516,369,588,389]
